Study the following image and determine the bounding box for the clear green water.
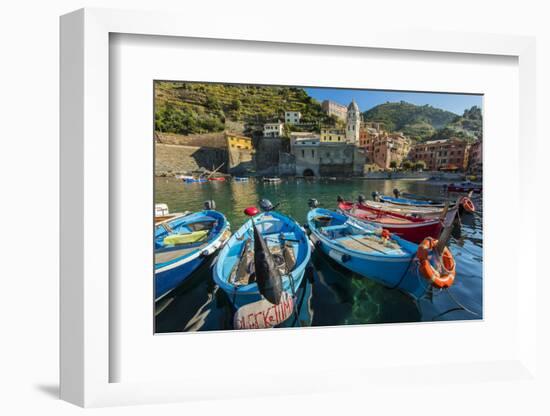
[155,177,482,332]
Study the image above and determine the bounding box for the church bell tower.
[346,100,361,144]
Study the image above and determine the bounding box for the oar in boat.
[253,225,284,305]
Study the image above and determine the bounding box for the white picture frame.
[60,8,538,407]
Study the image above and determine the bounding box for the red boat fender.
[381,229,391,240]
[461,197,475,213]
[244,206,260,216]
[417,237,456,289]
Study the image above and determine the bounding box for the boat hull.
[338,202,443,243]
[307,209,427,299]
[379,195,447,207]
[362,200,445,219]
[183,178,207,183]
[154,211,230,300]
[155,255,204,300]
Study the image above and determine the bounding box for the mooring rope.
[387,254,417,290]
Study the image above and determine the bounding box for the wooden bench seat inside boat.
[337,235,404,254]
[155,241,209,264]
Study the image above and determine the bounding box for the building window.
[311,150,315,158]
[301,150,305,158]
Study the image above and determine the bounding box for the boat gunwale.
[213,211,311,295]
[155,210,230,271]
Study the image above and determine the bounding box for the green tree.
[389,161,398,170]
[414,161,427,171]
[205,95,221,111]
[230,99,242,112]
[402,160,413,170]
[282,123,292,138]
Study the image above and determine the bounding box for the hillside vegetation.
[155,81,332,136]
[430,106,482,142]
[155,83,482,143]
[362,101,458,141]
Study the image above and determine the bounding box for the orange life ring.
[461,197,475,213]
[416,237,456,288]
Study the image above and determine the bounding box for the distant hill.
[430,105,482,142]
[362,101,458,141]
[154,82,332,136]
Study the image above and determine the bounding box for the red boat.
[337,200,445,243]
[208,176,226,182]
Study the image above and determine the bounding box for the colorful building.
[359,123,411,169]
[408,138,470,171]
[320,128,346,143]
[226,132,253,150]
[226,132,254,174]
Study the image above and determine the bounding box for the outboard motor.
[204,200,216,210]
[393,188,401,198]
[357,194,366,204]
[308,198,319,209]
[371,191,380,201]
[259,199,275,212]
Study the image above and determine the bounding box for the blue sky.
[304,87,482,115]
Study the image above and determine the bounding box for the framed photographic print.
[60,7,538,408]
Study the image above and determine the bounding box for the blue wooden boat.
[213,211,311,312]
[379,194,447,207]
[307,208,446,299]
[183,177,207,183]
[155,210,230,301]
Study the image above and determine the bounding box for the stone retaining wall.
[155,143,227,176]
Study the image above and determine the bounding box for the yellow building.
[320,128,345,143]
[226,132,253,150]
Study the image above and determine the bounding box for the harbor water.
[154,177,483,332]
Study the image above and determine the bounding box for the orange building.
[359,122,411,169]
[408,138,470,171]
